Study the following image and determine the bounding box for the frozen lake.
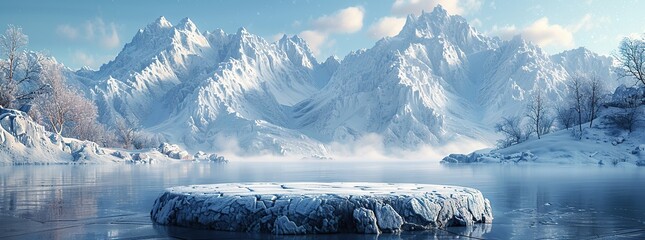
[1,161,644,239]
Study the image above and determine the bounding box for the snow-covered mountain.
[551,47,625,89]
[71,6,617,157]
[76,16,331,156]
[294,6,582,150]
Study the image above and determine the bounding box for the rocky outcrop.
[442,151,537,164]
[150,182,493,234]
[0,107,113,164]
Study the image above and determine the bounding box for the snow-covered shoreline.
[150,182,493,234]
[0,107,228,165]
[442,105,645,166]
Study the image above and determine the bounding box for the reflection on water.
[154,224,491,239]
[0,161,644,239]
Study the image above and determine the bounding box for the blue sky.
[1,0,643,70]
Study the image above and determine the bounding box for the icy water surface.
[0,161,644,239]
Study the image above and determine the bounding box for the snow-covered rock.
[353,208,379,234]
[442,151,536,164]
[150,182,493,234]
[633,145,645,165]
[193,151,229,163]
[0,106,230,165]
[158,142,192,160]
[0,107,116,164]
[130,153,153,164]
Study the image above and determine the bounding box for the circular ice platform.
[150,182,493,234]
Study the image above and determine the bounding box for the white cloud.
[56,17,121,49]
[299,30,327,55]
[489,24,518,39]
[391,0,482,16]
[72,51,97,68]
[56,25,78,40]
[522,18,574,48]
[312,6,364,34]
[298,6,365,55]
[100,23,121,49]
[367,17,406,39]
[490,18,574,49]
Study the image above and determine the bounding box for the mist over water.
[1,161,644,239]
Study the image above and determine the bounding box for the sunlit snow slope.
[73,6,617,157]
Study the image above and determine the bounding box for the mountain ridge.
[63,8,619,157]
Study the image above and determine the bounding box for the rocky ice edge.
[150,182,493,234]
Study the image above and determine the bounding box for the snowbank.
[0,107,228,165]
[150,182,493,234]
[0,107,116,164]
[442,104,645,165]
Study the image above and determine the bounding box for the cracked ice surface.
[150,182,493,234]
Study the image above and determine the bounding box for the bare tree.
[587,75,605,127]
[526,90,552,139]
[614,35,645,86]
[568,75,587,135]
[555,104,575,130]
[495,116,528,148]
[0,25,46,108]
[35,63,70,134]
[35,60,107,142]
[115,118,138,149]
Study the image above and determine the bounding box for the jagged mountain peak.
[72,13,616,157]
[497,35,545,56]
[399,5,465,38]
[323,55,340,64]
[423,4,450,20]
[231,27,266,46]
[175,17,198,32]
[277,34,318,69]
[395,5,495,54]
[148,16,173,30]
[277,34,309,48]
[554,46,604,59]
[236,27,250,36]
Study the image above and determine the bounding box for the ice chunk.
[150,182,493,235]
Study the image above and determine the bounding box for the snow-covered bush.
[32,60,110,144]
[555,105,576,130]
[495,116,529,148]
[605,85,643,133]
[133,131,164,149]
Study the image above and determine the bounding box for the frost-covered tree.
[567,75,587,135]
[555,104,575,130]
[614,35,645,86]
[587,76,606,127]
[526,90,553,139]
[495,116,528,148]
[0,25,47,108]
[34,60,109,142]
[115,118,138,149]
